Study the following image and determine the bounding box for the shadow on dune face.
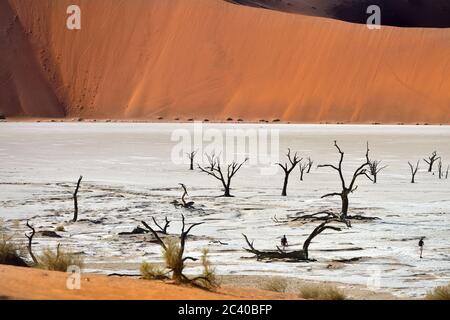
[332,0,450,28]
[226,0,450,28]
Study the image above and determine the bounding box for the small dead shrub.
[140,262,167,280]
[193,249,219,290]
[162,237,184,278]
[299,284,346,300]
[0,224,28,267]
[263,277,288,293]
[37,245,83,271]
[0,235,28,267]
[426,283,450,300]
[140,216,218,290]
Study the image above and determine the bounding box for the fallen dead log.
[243,219,345,262]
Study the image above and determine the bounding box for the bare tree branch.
[278,148,302,196]
[408,160,420,183]
[151,216,171,234]
[299,160,308,181]
[141,220,167,251]
[424,151,440,172]
[186,150,197,170]
[306,157,314,173]
[25,220,38,265]
[72,176,82,222]
[198,153,248,197]
[318,141,371,220]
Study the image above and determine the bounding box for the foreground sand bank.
[0,265,299,300]
[0,265,401,300]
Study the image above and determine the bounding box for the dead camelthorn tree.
[205,151,219,172]
[141,215,215,287]
[72,176,82,222]
[186,150,197,170]
[151,217,171,234]
[438,160,443,179]
[243,218,345,261]
[299,161,308,181]
[368,159,387,184]
[172,183,195,209]
[317,141,372,222]
[277,149,302,196]
[306,157,314,173]
[408,160,420,183]
[25,221,38,265]
[198,154,248,197]
[424,151,440,172]
[446,165,449,179]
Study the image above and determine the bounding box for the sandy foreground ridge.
[0,265,399,300]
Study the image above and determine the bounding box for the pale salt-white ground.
[0,122,449,298]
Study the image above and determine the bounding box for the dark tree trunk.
[281,175,289,196]
[187,151,197,171]
[223,180,232,197]
[341,192,349,218]
[25,221,38,265]
[72,176,82,223]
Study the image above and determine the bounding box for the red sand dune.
[1,0,450,123]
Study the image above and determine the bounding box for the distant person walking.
[418,237,425,259]
[281,235,288,249]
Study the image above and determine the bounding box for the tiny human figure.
[418,237,425,259]
[281,235,288,248]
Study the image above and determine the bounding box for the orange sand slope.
[2,0,450,123]
[0,265,297,300]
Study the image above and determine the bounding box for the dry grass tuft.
[0,222,28,267]
[299,284,346,300]
[263,277,288,293]
[140,262,168,280]
[141,239,219,290]
[0,235,28,267]
[55,225,65,232]
[193,249,220,290]
[426,283,450,300]
[37,245,83,271]
[162,237,184,276]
